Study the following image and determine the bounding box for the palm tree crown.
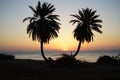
[70,8,102,57]
[23,1,60,43]
[70,8,102,43]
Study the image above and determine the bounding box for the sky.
[0,0,120,52]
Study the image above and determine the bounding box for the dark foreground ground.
[0,59,120,80]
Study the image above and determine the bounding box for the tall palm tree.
[70,8,102,57]
[23,1,60,62]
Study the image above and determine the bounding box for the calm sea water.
[5,51,120,62]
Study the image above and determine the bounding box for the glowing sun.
[63,48,67,51]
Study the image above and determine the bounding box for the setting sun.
[63,48,67,51]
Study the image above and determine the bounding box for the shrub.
[55,54,81,67]
[0,54,15,60]
[96,55,120,65]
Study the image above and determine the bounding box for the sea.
[4,50,120,62]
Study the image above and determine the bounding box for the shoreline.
[2,50,119,63]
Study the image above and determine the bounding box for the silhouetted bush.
[112,53,120,60]
[0,54,15,60]
[54,54,81,67]
[96,55,120,65]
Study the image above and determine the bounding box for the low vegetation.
[47,54,92,68]
[55,54,81,66]
[0,53,15,60]
[96,54,120,65]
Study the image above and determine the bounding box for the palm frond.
[69,20,80,25]
[78,10,84,20]
[91,23,102,28]
[23,17,31,22]
[90,10,96,18]
[90,15,99,21]
[92,27,102,33]
[29,6,37,15]
[47,15,60,21]
[71,14,81,21]
[36,1,41,15]
[38,1,41,9]
[47,3,54,11]
[91,19,103,23]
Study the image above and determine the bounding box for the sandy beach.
[0,59,120,80]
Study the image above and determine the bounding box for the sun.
[63,48,67,51]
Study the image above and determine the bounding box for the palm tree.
[23,1,60,62]
[70,8,102,57]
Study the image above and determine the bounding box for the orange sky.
[0,0,120,52]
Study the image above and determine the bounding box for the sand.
[0,59,120,80]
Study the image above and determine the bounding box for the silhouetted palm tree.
[23,1,60,61]
[70,8,102,57]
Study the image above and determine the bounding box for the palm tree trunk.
[40,41,49,62]
[73,41,81,57]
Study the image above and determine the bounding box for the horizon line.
[0,48,120,53]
